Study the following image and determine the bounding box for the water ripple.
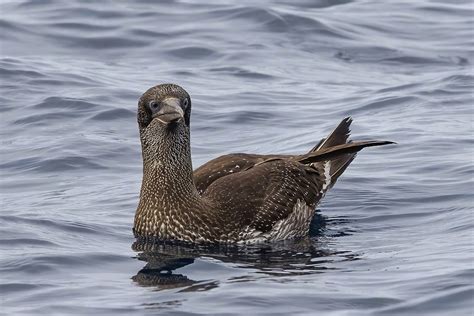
[0,0,472,315]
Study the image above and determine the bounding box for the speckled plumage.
[134,84,394,243]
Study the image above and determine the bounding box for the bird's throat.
[139,123,198,208]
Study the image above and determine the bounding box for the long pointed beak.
[153,97,184,124]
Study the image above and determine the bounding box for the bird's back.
[192,117,392,242]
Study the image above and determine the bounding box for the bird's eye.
[149,101,159,111]
[183,98,189,108]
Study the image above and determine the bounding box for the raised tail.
[302,117,394,191]
[310,117,353,152]
[309,117,355,188]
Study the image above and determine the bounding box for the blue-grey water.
[1,0,473,315]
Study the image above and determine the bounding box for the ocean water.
[0,0,473,315]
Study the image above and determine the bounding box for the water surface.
[1,0,473,315]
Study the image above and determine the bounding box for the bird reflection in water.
[131,214,359,290]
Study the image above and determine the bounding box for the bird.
[133,83,394,243]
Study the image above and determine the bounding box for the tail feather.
[326,153,356,188]
[244,118,394,190]
[310,117,353,152]
[304,117,394,191]
[308,117,355,188]
[297,140,395,165]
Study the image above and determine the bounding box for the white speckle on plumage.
[321,161,332,193]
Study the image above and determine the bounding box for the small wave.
[381,55,451,65]
[49,34,149,49]
[1,238,58,247]
[89,108,135,121]
[0,19,29,34]
[0,215,112,235]
[1,283,50,293]
[208,67,275,80]
[165,46,218,60]
[14,112,85,125]
[348,96,421,115]
[32,97,100,111]
[214,6,349,38]
[1,252,130,275]
[275,0,353,9]
[374,286,474,315]
[0,66,46,79]
[0,156,106,172]
[13,97,102,126]
[47,22,117,32]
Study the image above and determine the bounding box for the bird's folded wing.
[193,153,293,194]
[202,159,324,234]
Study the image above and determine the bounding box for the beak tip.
[155,113,183,125]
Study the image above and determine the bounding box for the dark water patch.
[381,55,455,65]
[48,34,149,50]
[26,78,93,87]
[33,97,100,111]
[416,88,462,97]
[11,97,103,125]
[215,6,282,26]
[228,110,278,124]
[1,259,56,274]
[397,193,470,205]
[0,19,29,34]
[450,56,469,66]
[0,98,16,113]
[277,13,350,38]
[334,51,353,62]
[165,46,218,60]
[45,6,128,20]
[0,66,46,79]
[376,83,423,94]
[47,22,118,32]
[173,70,196,77]
[128,28,169,39]
[333,46,400,64]
[218,6,349,38]
[0,215,114,236]
[89,108,135,121]
[416,4,473,16]
[31,156,106,172]
[275,0,353,9]
[13,112,86,125]
[134,0,175,4]
[1,253,130,275]
[1,283,52,293]
[441,74,474,90]
[15,0,57,7]
[208,67,275,80]
[1,238,58,247]
[32,306,139,316]
[357,212,434,225]
[0,157,41,171]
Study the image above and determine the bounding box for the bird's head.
[137,83,191,132]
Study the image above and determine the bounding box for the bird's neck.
[139,124,198,201]
[134,123,219,240]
